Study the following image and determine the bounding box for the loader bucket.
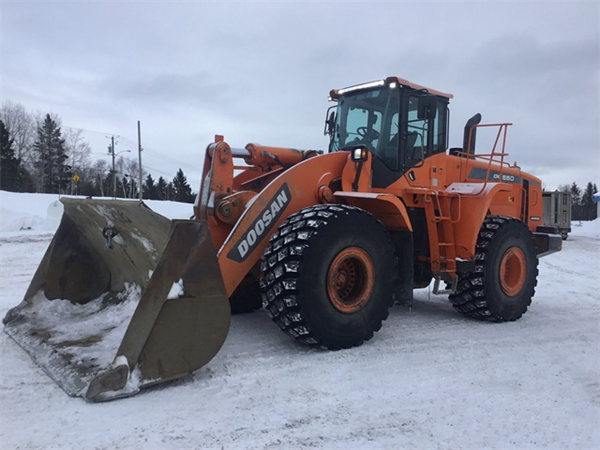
[3,198,230,401]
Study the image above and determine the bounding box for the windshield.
[330,87,401,170]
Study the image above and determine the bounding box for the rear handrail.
[456,123,513,196]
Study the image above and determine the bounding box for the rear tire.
[260,204,398,349]
[449,216,538,322]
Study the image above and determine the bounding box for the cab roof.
[329,76,453,100]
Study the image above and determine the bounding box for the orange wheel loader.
[3,76,562,401]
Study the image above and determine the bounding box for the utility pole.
[138,121,143,202]
[109,136,116,198]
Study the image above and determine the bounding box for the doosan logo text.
[227,184,291,262]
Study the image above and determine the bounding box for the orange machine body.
[195,77,548,301]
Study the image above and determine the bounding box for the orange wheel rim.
[327,247,374,313]
[499,246,526,296]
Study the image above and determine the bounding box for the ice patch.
[90,204,116,224]
[131,229,158,258]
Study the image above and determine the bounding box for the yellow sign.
[72,174,80,182]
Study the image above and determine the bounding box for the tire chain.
[448,215,538,321]
[259,204,382,348]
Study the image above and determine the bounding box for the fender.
[446,182,515,259]
[217,151,349,296]
[333,190,414,305]
[333,191,413,232]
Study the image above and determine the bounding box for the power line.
[143,146,200,172]
[65,125,200,169]
[64,125,202,185]
[63,125,115,136]
[92,154,201,187]
[97,133,201,173]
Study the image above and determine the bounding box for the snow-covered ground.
[1,190,598,450]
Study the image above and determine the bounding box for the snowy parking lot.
[1,192,598,449]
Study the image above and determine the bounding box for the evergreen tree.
[582,182,598,220]
[32,114,69,193]
[570,182,583,220]
[156,176,168,200]
[16,167,35,193]
[166,181,175,201]
[172,168,194,203]
[0,120,20,191]
[102,172,113,197]
[570,182,581,204]
[144,174,159,200]
[78,178,97,197]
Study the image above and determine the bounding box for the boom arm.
[198,138,349,296]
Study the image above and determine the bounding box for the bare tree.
[125,158,143,198]
[0,101,36,169]
[91,159,109,197]
[63,128,91,194]
[113,156,146,198]
[112,156,132,198]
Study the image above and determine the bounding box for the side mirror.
[324,107,336,137]
[417,96,438,121]
[350,145,368,162]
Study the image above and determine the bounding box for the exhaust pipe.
[463,113,482,156]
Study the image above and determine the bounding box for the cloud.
[106,72,232,109]
[1,1,597,190]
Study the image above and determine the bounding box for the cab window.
[406,95,429,160]
[333,87,401,171]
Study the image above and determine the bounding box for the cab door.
[370,88,403,188]
[402,93,431,173]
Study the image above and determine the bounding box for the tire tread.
[449,215,538,322]
[260,204,397,349]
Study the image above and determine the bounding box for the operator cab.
[326,77,452,188]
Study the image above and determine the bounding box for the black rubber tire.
[259,204,399,350]
[449,215,538,322]
[229,276,263,314]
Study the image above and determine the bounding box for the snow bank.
[570,218,599,239]
[1,191,598,449]
[0,191,63,233]
[0,190,193,235]
[145,198,195,220]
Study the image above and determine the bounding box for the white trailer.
[541,191,572,240]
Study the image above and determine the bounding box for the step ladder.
[423,191,459,295]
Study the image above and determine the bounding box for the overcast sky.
[1,1,598,190]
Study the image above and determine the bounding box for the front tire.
[260,204,399,349]
[449,216,538,322]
